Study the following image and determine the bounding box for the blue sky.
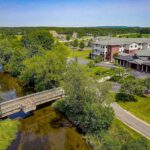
[0,0,150,27]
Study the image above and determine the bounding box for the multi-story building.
[91,37,150,62]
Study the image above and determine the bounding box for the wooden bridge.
[0,88,64,118]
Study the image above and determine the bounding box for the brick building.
[91,37,150,62]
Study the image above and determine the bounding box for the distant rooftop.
[93,37,150,46]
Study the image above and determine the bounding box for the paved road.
[111,102,150,140]
[96,62,117,69]
[130,70,150,79]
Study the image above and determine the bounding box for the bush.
[88,61,95,68]
[121,138,148,150]
[120,78,145,96]
[54,100,114,135]
[0,120,19,150]
[110,75,122,82]
[115,93,137,102]
[94,55,103,63]
[54,63,114,136]
[103,136,121,150]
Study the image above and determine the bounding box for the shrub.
[110,75,122,82]
[94,55,103,63]
[121,138,148,150]
[120,78,145,96]
[115,93,137,102]
[88,61,95,68]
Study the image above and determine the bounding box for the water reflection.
[0,73,24,101]
[0,73,91,150]
[9,106,91,150]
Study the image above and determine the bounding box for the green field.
[117,33,150,38]
[119,96,150,124]
[69,49,92,60]
[15,35,23,40]
[0,120,19,150]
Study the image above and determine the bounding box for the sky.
[0,0,150,27]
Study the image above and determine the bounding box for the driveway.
[96,62,117,69]
[68,58,90,65]
[130,70,150,79]
[111,102,150,140]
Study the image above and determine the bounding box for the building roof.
[93,37,150,46]
[136,49,150,57]
[129,59,144,65]
[143,62,150,66]
[116,53,150,66]
[115,53,133,61]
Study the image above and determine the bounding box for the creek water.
[0,73,91,150]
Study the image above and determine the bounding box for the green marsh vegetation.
[0,120,19,150]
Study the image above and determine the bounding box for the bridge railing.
[0,87,63,106]
[0,88,64,117]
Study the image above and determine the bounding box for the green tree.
[0,39,14,65]
[88,61,95,68]
[5,48,26,77]
[88,40,92,47]
[144,77,150,93]
[94,55,103,63]
[114,67,125,77]
[22,31,55,57]
[72,39,78,47]
[54,63,114,135]
[66,35,71,41]
[20,44,69,91]
[79,41,85,50]
[120,78,144,96]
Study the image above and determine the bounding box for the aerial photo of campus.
[0,0,150,150]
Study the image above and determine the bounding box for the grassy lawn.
[77,65,114,80]
[0,119,19,150]
[69,49,92,60]
[15,35,23,40]
[88,66,116,80]
[116,33,150,38]
[118,96,150,124]
[86,119,150,149]
[109,119,150,147]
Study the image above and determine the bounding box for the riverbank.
[0,119,19,150]
[8,106,91,150]
[53,99,150,150]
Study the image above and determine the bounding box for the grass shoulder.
[118,95,150,124]
[85,118,150,150]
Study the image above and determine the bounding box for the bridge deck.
[0,88,64,118]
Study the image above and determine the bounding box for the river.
[0,73,91,150]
